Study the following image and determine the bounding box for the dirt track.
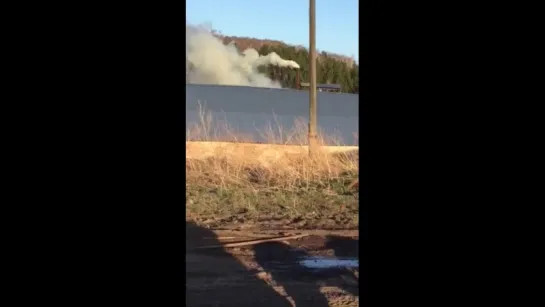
[186,223,363,306]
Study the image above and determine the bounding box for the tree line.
[256,44,359,93]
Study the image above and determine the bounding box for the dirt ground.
[186,222,364,306]
[186,182,360,231]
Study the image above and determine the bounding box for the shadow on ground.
[185,222,292,306]
[254,241,330,307]
[326,235,367,302]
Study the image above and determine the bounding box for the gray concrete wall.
[186,84,359,145]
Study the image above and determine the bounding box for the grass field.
[186,109,359,230]
[185,107,362,306]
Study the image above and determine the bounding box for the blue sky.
[186,0,359,63]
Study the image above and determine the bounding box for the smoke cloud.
[186,25,300,88]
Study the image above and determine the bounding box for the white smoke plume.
[186,24,300,88]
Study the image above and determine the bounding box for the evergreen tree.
[257,44,359,93]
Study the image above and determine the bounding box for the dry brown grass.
[186,147,358,191]
[186,105,359,229]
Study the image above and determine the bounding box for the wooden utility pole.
[308,0,318,156]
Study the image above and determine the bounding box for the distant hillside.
[211,31,356,67]
[205,29,359,93]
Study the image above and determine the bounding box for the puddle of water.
[298,257,359,269]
